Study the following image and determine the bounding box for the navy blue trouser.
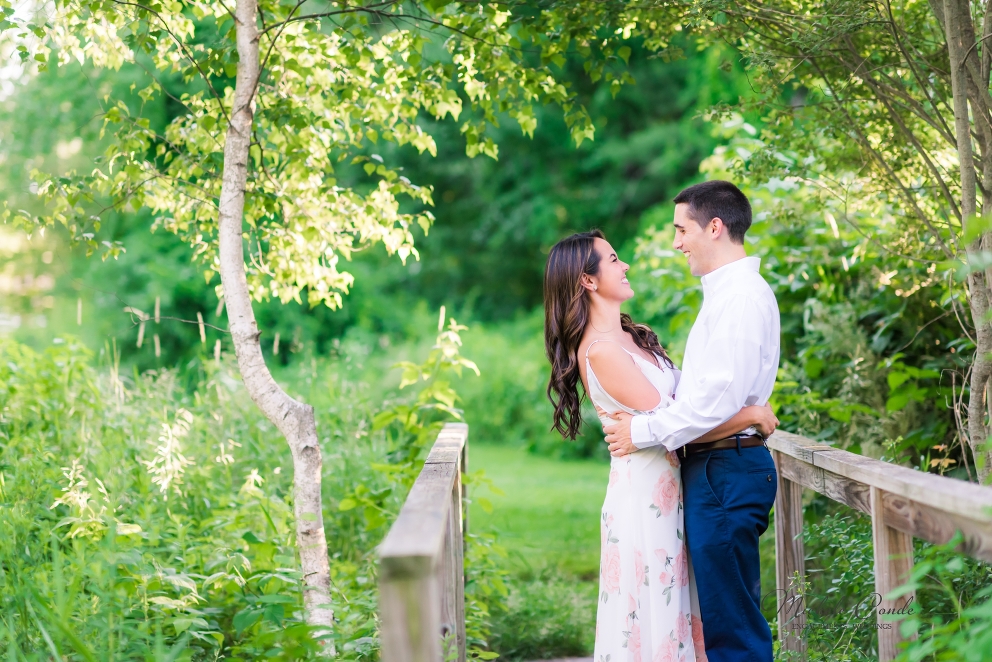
[681,443,778,662]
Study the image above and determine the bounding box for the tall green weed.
[0,312,505,660]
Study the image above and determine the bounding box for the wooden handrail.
[768,430,992,660]
[378,422,468,662]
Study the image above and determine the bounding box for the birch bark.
[944,0,992,481]
[217,0,335,636]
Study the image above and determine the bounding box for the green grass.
[466,443,605,658]
[468,443,607,579]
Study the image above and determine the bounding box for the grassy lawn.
[467,443,606,658]
[468,443,608,579]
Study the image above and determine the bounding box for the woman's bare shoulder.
[585,339,637,371]
[585,338,661,411]
[577,335,618,360]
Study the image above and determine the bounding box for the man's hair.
[673,180,752,244]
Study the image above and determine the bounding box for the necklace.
[589,318,618,334]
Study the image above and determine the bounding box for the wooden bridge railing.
[378,422,468,662]
[769,430,992,660]
[377,425,992,661]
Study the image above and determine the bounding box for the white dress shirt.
[630,256,780,451]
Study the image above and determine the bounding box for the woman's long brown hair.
[543,230,674,440]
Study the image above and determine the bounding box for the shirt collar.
[700,256,761,297]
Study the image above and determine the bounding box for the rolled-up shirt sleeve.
[630,295,767,451]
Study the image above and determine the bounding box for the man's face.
[672,203,715,276]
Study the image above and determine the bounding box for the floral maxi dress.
[586,342,708,662]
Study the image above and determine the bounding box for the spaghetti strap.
[586,339,661,370]
[584,338,631,360]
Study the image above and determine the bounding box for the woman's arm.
[587,341,663,412]
[693,403,779,443]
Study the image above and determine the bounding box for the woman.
[543,230,778,662]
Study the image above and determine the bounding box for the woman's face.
[588,237,633,302]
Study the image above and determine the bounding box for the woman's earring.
[593,286,598,291]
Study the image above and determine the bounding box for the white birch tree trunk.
[943,0,992,482]
[217,0,335,638]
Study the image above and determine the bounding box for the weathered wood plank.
[767,431,835,462]
[439,473,466,662]
[773,451,807,656]
[767,432,992,522]
[774,450,992,556]
[379,462,457,580]
[380,422,469,660]
[379,572,441,662]
[871,487,917,662]
[775,453,872,515]
[425,423,469,465]
[461,427,469,568]
[380,425,468,582]
[878,489,992,563]
[816,449,992,521]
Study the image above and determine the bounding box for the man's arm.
[622,295,768,452]
[604,403,779,457]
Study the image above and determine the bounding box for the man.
[603,180,781,662]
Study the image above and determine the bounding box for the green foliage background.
[1,18,989,661]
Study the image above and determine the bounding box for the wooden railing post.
[379,423,469,662]
[379,565,442,662]
[773,450,807,656]
[439,461,466,661]
[871,486,917,661]
[461,437,469,568]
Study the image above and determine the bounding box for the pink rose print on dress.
[601,513,615,549]
[673,547,689,588]
[603,544,622,594]
[691,616,708,662]
[655,548,673,583]
[634,549,646,588]
[652,636,678,662]
[654,547,676,605]
[651,471,679,517]
[626,622,642,662]
[676,613,690,647]
[609,468,619,487]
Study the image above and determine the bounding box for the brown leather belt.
[678,434,766,459]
